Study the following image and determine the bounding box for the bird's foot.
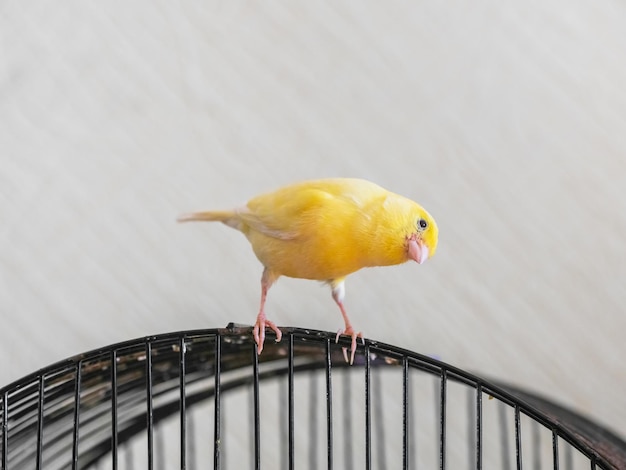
[335,327,364,365]
[252,313,283,355]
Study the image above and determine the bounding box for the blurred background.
[1,0,625,442]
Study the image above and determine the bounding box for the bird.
[178,178,438,364]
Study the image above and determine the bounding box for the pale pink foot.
[335,326,364,365]
[253,312,282,354]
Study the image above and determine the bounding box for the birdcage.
[1,324,625,469]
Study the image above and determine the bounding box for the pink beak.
[408,238,429,265]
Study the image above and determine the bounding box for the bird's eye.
[418,218,428,230]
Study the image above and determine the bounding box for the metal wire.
[364,344,371,470]
[36,375,44,469]
[252,341,260,470]
[111,349,118,470]
[213,335,221,470]
[402,357,409,470]
[342,361,354,470]
[287,333,294,470]
[440,368,447,470]
[145,341,154,470]
[0,325,624,470]
[553,428,560,470]
[325,338,333,470]
[515,404,522,470]
[179,336,187,470]
[476,383,483,470]
[72,361,82,470]
[2,390,7,468]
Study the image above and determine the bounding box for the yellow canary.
[179,178,438,364]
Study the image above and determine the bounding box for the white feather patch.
[331,281,346,303]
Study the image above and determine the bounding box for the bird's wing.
[236,208,300,240]
[238,188,332,240]
[240,179,387,240]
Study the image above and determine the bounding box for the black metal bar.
[365,345,371,470]
[288,334,294,470]
[72,362,82,470]
[553,429,559,470]
[252,345,261,470]
[440,368,447,470]
[515,405,522,470]
[476,384,483,470]
[146,341,154,470]
[36,375,44,469]
[179,336,187,470]
[111,350,118,470]
[403,358,409,470]
[214,334,222,470]
[1,391,6,470]
[326,339,333,470]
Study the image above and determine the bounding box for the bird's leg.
[253,268,282,355]
[331,280,364,365]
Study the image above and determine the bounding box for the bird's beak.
[408,237,429,265]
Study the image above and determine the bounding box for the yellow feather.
[181,178,438,280]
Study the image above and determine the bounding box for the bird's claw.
[253,316,282,355]
[335,327,364,365]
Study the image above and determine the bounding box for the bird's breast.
[246,222,407,281]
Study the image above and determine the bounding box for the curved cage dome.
[1,325,625,469]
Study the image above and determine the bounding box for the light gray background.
[2,0,625,441]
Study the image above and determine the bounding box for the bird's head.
[406,206,438,265]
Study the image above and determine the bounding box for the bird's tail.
[177,210,236,224]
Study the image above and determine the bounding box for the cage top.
[1,324,625,469]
